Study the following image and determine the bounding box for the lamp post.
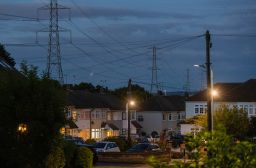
[126,100,135,145]
[194,64,215,131]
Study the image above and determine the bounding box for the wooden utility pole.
[205,30,212,132]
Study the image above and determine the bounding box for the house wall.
[186,101,256,119]
[137,111,162,136]
[137,111,185,136]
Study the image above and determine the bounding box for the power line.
[212,34,256,38]
[0,13,37,21]
[69,0,145,55]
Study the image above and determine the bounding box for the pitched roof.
[188,79,256,102]
[67,90,124,110]
[138,95,185,111]
[101,122,119,130]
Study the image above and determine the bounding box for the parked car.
[65,138,98,164]
[127,143,161,152]
[92,141,120,153]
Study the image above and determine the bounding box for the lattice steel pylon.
[46,0,63,84]
[150,46,159,94]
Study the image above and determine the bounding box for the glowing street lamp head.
[129,100,135,106]
[211,90,218,97]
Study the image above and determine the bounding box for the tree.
[113,84,151,102]
[184,105,249,139]
[181,114,207,129]
[214,105,249,139]
[173,130,256,168]
[0,63,66,167]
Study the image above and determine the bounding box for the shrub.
[63,140,77,168]
[44,145,65,168]
[74,147,93,168]
[146,156,170,168]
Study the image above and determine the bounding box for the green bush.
[44,145,66,168]
[74,147,93,168]
[63,140,77,168]
[146,156,170,168]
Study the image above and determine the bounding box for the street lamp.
[126,100,135,144]
[194,64,215,131]
[17,123,28,134]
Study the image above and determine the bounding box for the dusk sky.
[1,0,255,92]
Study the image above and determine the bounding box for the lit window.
[72,111,77,120]
[92,129,101,139]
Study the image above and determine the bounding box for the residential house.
[186,79,256,119]
[137,95,185,137]
[66,90,141,140]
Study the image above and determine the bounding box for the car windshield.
[93,142,106,148]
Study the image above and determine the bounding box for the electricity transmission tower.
[47,0,63,84]
[150,46,160,94]
[37,0,71,84]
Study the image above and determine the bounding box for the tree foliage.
[70,82,109,93]
[248,116,256,137]
[182,114,207,129]
[173,130,256,168]
[0,63,66,167]
[214,105,249,139]
[113,84,151,102]
[184,105,250,139]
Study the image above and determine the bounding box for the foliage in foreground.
[0,64,67,167]
[74,147,93,168]
[147,130,256,168]
[183,105,252,139]
[175,130,256,168]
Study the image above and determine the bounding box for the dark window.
[138,115,144,122]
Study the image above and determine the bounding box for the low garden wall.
[98,152,170,163]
